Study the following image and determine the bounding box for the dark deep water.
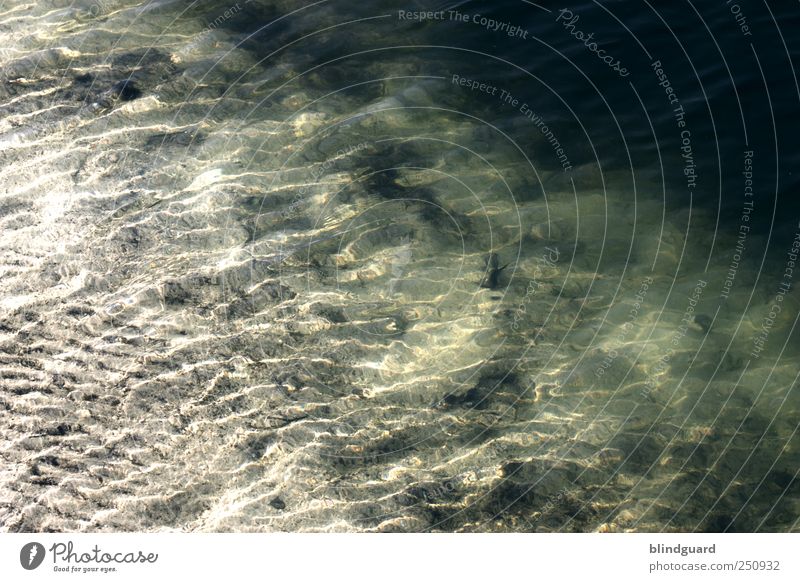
[0,0,798,532]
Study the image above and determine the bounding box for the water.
[0,0,798,532]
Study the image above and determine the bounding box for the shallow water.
[0,0,798,532]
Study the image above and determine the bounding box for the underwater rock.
[89,79,142,113]
[479,252,508,290]
[109,79,141,101]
